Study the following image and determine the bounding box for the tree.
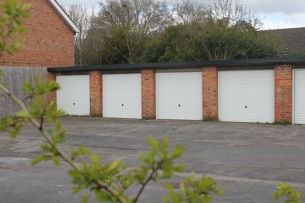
[140,23,204,62]
[66,0,278,65]
[79,0,210,65]
[196,0,277,60]
[141,20,278,62]
[141,0,278,62]
[193,20,278,60]
[81,19,107,65]
[65,4,91,66]
[82,0,173,65]
[172,0,209,25]
[209,0,260,28]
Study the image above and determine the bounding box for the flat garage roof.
[48,57,305,73]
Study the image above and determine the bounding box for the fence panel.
[0,67,48,118]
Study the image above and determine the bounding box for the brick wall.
[141,69,156,119]
[274,65,292,122]
[202,67,218,120]
[0,0,75,67]
[89,71,103,116]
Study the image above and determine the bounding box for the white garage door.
[57,75,90,115]
[103,74,142,119]
[219,70,274,123]
[156,72,202,120]
[294,69,305,124]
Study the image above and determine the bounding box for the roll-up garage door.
[294,69,305,124]
[57,75,90,115]
[218,70,274,123]
[156,72,202,120]
[103,74,142,119]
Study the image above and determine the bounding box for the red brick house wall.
[0,0,75,67]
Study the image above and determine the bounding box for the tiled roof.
[261,27,305,54]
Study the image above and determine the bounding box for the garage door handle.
[178,104,181,107]
[73,103,75,106]
[122,104,124,107]
[245,105,247,109]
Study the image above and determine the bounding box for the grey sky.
[57,0,305,30]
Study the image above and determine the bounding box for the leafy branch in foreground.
[0,0,302,203]
[2,72,301,203]
[0,71,222,203]
[0,1,221,202]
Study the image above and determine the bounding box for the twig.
[22,94,33,102]
[132,161,163,203]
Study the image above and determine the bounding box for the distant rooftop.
[261,27,305,54]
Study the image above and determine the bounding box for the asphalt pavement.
[1,117,305,203]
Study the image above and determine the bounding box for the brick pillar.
[141,68,156,119]
[202,67,218,120]
[274,65,292,122]
[89,71,103,116]
[48,72,56,104]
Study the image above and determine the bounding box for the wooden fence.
[0,67,48,118]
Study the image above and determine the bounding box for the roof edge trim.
[47,57,305,73]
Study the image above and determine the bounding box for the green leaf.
[71,186,82,195]
[68,169,82,178]
[51,131,66,144]
[9,127,20,138]
[147,138,159,150]
[89,154,100,164]
[81,195,90,203]
[163,183,173,190]
[180,182,186,194]
[41,144,51,152]
[164,173,223,203]
[273,182,302,203]
[32,154,53,165]
[107,160,122,172]
[53,156,61,166]
[32,155,44,166]
[16,111,31,119]
[171,145,185,159]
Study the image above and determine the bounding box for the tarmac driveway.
[1,117,305,203]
